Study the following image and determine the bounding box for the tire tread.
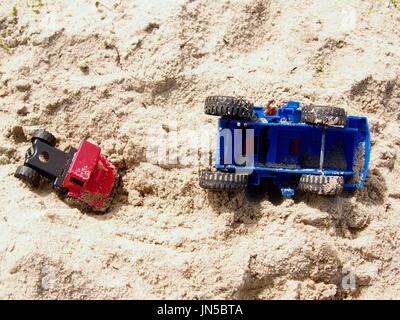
[199,170,248,191]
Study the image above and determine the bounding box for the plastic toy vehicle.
[15,129,118,212]
[199,96,370,197]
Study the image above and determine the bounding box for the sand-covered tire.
[301,105,347,127]
[199,170,248,191]
[15,166,41,187]
[204,96,255,120]
[31,129,56,146]
[298,174,344,195]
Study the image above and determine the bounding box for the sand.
[0,0,399,299]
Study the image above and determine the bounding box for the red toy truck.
[15,129,118,212]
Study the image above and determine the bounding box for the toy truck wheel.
[15,166,41,187]
[298,174,344,195]
[31,129,56,146]
[301,105,347,127]
[199,170,248,191]
[204,96,255,120]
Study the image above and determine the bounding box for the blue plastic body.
[214,101,371,196]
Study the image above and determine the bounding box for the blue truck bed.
[201,97,370,197]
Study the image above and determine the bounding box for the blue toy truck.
[199,96,370,197]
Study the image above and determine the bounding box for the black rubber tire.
[199,170,248,191]
[15,166,41,187]
[298,174,344,195]
[31,129,56,146]
[301,105,347,127]
[204,96,255,120]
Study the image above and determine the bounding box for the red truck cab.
[15,129,118,212]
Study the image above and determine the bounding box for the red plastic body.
[265,105,277,116]
[62,140,117,210]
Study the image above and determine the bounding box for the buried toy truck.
[15,129,118,212]
[199,96,370,197]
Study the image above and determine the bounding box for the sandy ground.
[0,0,399,299]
